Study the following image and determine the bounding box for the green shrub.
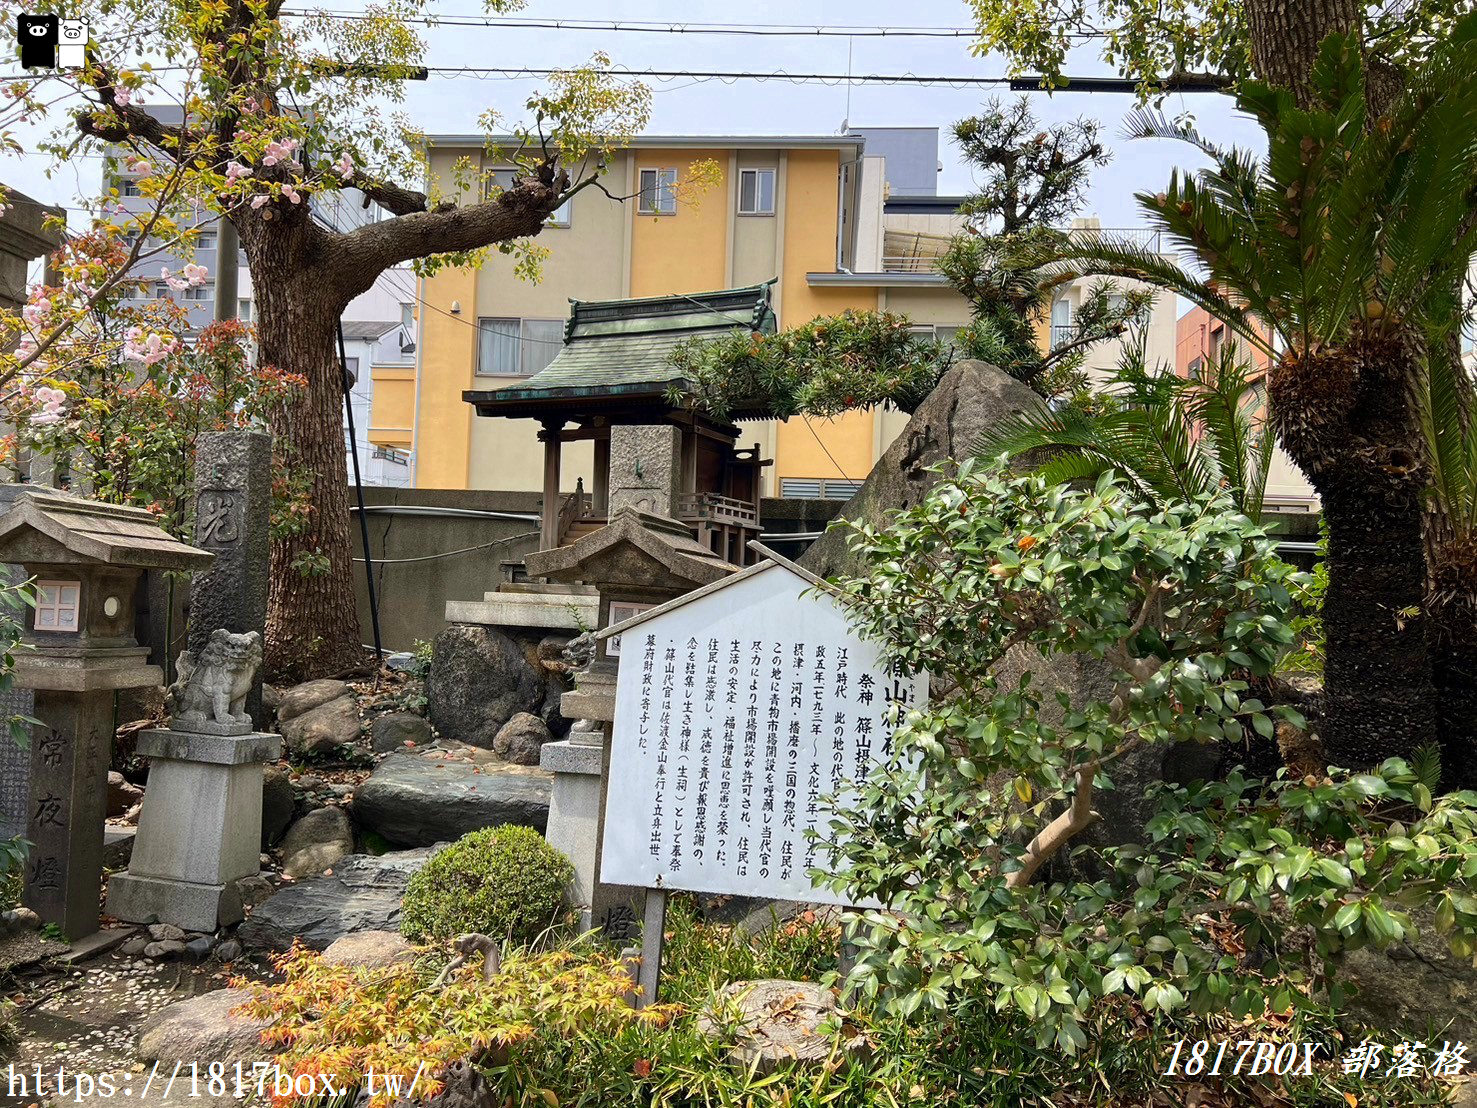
[400,825,573,945]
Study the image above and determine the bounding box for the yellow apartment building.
[368,128,1182,498]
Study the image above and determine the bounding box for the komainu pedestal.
[107,630,280,932]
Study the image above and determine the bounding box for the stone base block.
[543,744,603,929]
[137,728,281,764]
[164,716,253,737]
[106,872,243,933]
[128,755,265,887]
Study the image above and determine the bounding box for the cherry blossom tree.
[10,0,655,679]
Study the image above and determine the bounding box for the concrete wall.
[351,487,544,651]
[349,487,848,649]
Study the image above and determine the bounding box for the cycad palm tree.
[978,334,1273,520]
[1039,21,1477,768]
[1423,336,1477,774]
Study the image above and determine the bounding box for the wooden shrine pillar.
[539,421,563,550]
[593,433,611,516]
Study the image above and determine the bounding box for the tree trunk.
[1271,334,1438,765]
[245,226,366,682]
[1244,0,1403,112]
[1430,539,1477,785]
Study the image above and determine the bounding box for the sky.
[5,0,1271,278]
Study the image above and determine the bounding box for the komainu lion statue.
[167,629,263,729]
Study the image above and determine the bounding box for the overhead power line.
[282,9,1102,40]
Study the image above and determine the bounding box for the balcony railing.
[1051,324,1075,349]
[878,226,1167,273]
[677,493,759,527]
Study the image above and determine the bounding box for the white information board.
[600,561,925,907]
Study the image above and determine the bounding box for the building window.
[477,317,564,376]
[779,478,865,500]
[120,180,142,197]
[182,282,213,301]
[1187,357,1204,381]
[1050,297,1073,349]
[546,197,572,227]
[35,580,81,633]
[737,168,776,215]
[398,303,416,356]
[638,168,677,215]
[237,298,252,321]
[154,282,171,299]
[483,168,518,201]
[196,230,217,251]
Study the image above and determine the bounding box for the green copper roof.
[465,282,776,417]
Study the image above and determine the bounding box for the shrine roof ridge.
[464,282,778,419]
[595,543,839,643]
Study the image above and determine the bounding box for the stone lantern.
[0,490,212,938]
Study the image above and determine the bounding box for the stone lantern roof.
[0,489,214,571]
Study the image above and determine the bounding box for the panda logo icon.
[17,13,59,69]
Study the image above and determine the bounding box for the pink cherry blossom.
[334,152,354,181]
[113,87,133,107]
[21,297,51,328]
[182,263,208,286]
[225,161,252,181]
[123,329,178,366]
[282,185,301,205]
[250,194,270,210]
[160,267,189,292]
[132,160,152,177]
[30,385,66,425]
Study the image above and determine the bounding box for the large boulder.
[280,695,361,757]
[260,764,294,847]
[136,987,275,1066]
[428,624,550,748]
[1340,907,1477,1044]
[492,712,552,766]
[278,806,354,879]
[320,929,416,970]
[278,679,351,722]
[371,710,432,753]
[237,848,440,952]
[800,360,1044,581]
[697,980,869,1075]
[354,751,550,847]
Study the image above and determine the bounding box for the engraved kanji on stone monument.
[196,489,242,547]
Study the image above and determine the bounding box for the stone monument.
[107,628,281,932]
[188,431,271,726]
[0,485,41,843]
[0,490,213,938]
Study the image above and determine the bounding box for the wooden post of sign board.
[636,886,668,1008]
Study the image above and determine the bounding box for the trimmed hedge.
[400,824,573,945]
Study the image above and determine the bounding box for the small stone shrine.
[107,628,280,932]
[524,508,738,936]
[0,490,213,938]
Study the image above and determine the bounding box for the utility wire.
[282,9,1101,40]
[352,529,538,564]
